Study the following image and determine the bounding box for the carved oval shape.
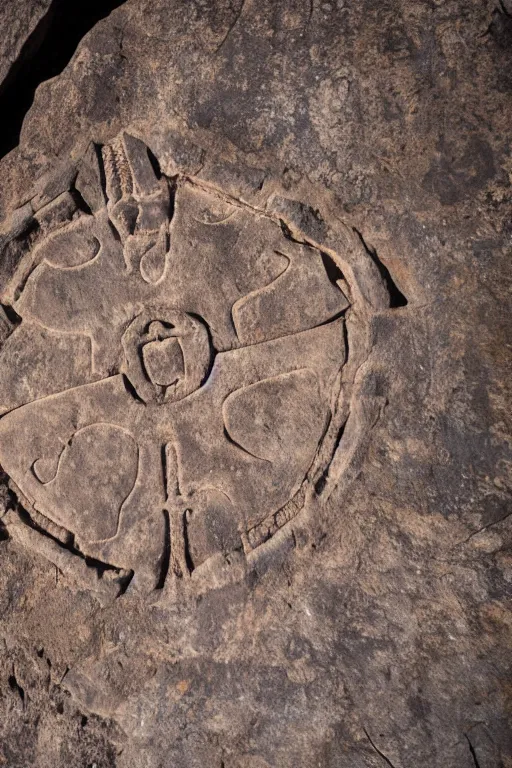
[35,221,100,269]
[32,455,61,484]
[139,241,167,284]
[51,424,139,542]
[223,369,327,464]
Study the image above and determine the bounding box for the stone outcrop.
[0,2,510,767]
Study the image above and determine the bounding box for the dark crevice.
[145,320,175,335]
[13,263,39,303]
[273,249,292,271]
[0,0,58,147]
[183,510,195,574]
[122,373,146,404]
[363,728,397,768]
[215,0,247,54]
[353,228,408,308]
[147,147,163,180]
[320,251,345,284]
[155,509,171,589]
[0,303,22,326]
[315,418,347,495]
[161,444,168,499]
[342,310,349,358]
[116,570,134,596]
[94,143,108,203]
[279,219,304,244]
[166,177,178,224]
[0,0,128,160]
[8,673,25,705]
[487,1,512,47]
[465,734,482,768]
[59,666,69,685]
[108,219,122,242]
[70,185,93,217]
[82,554,117,580]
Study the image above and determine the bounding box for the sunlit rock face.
[0,131,363,589]
[0,2,510,767]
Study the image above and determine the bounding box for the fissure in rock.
[0,0,128,160]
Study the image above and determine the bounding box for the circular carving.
[122,307,212,404]
[0,132,392,598]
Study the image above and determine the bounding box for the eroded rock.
[0,2,510,768]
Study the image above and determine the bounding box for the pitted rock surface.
[0,2,510,768]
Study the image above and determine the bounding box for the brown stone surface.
[0,1,511,767]
[0,0,53,89]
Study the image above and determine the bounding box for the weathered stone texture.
[0,1,510,767]
[0,0,53,89]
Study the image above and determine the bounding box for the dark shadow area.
[487,1,512,48]
[155,509,171,589]
[0,303,22,326]
[0,0,128,160]
[353,227,408,308]
[183,510,195,575]
[8,674,25,705]
[320,250,345,284]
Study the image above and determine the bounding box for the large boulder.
[0,1,510,767]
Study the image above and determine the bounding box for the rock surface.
[0,0,53,89]
[0,1,511,767]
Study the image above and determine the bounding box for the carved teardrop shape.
[139,226,168,284]
[35,220,100,269]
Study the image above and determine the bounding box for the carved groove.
[155,509,171,590]
[4,488,133,590]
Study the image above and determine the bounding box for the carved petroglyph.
[0,132,389,597]
[122,307,212,405]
